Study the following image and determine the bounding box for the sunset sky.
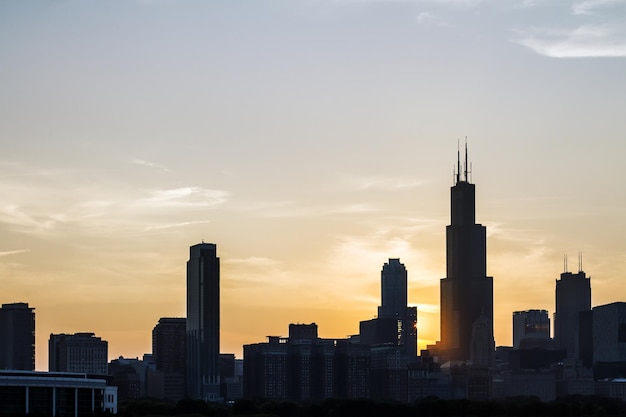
[1,0,625,371]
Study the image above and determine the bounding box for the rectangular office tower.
[0,303,35,370]
[438,146,494,364]
[49,332,108,375]
[186,243,220,400]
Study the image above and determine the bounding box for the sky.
[0,0,625,371]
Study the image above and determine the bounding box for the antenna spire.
[564,254,568,273]
[464,137,468,182]
[456,139,461,184]
[579,251,583,272]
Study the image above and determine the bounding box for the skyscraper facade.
[0,302,35,370]
[554,268,591,359]
[49,332,108,375]
[437,146,494,363]
[186,243,221,400]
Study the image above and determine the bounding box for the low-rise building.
[0,370,117,416]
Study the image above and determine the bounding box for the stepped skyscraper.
[435,144,494,364]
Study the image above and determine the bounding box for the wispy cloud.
[0,205,58,232]
[513,24,626,57]
[137,187,229,208]
[130,158,170,172]
[226,257,279,267]
[416,11,451,26]
[571,0,626,15]
[345,175,425,191]
[143,220,212,231]
[242,198,379,218]
[319,0,482,5]
[0,249,30,257]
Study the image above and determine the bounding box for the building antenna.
[457,139,461,184]
[464,137,468,182]
[564,254,568,273]
[579,251,583,272]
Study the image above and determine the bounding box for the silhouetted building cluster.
[244,324,371,401]
[5,147,626,411]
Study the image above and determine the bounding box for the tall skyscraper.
[437,145,494,363]
[554,258,591,359]
[186,243,220,400]
[0,302,35,370]
[49,332,108,374]
[360,258,417,358]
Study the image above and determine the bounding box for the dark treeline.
[118,395,626,417]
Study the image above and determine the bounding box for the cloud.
[0,205,58,232]
[417,11,434,23]
[513,24,626,57]
[130,158,169,172]
[226,257,279,267]
[0,249,30,257]
[571,0,626,15]
[319,0,483,5]
[137,187,229,208]
[244,199,378,218]
[143,220,212,231]
[416,11,452,26]
[345,175,426,191]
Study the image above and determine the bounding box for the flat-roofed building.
[0,303,35,370]
[0,370,117,416]
[49,333,108,375]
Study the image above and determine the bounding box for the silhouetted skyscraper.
[438,145,494,363]
[360,258,417,358]
[379,259,408,319]
[554,259,591,359]
[0,302,35,370]
[49,332,108,374]
[186,243,220,400]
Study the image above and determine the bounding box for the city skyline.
[1,1,625,370]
